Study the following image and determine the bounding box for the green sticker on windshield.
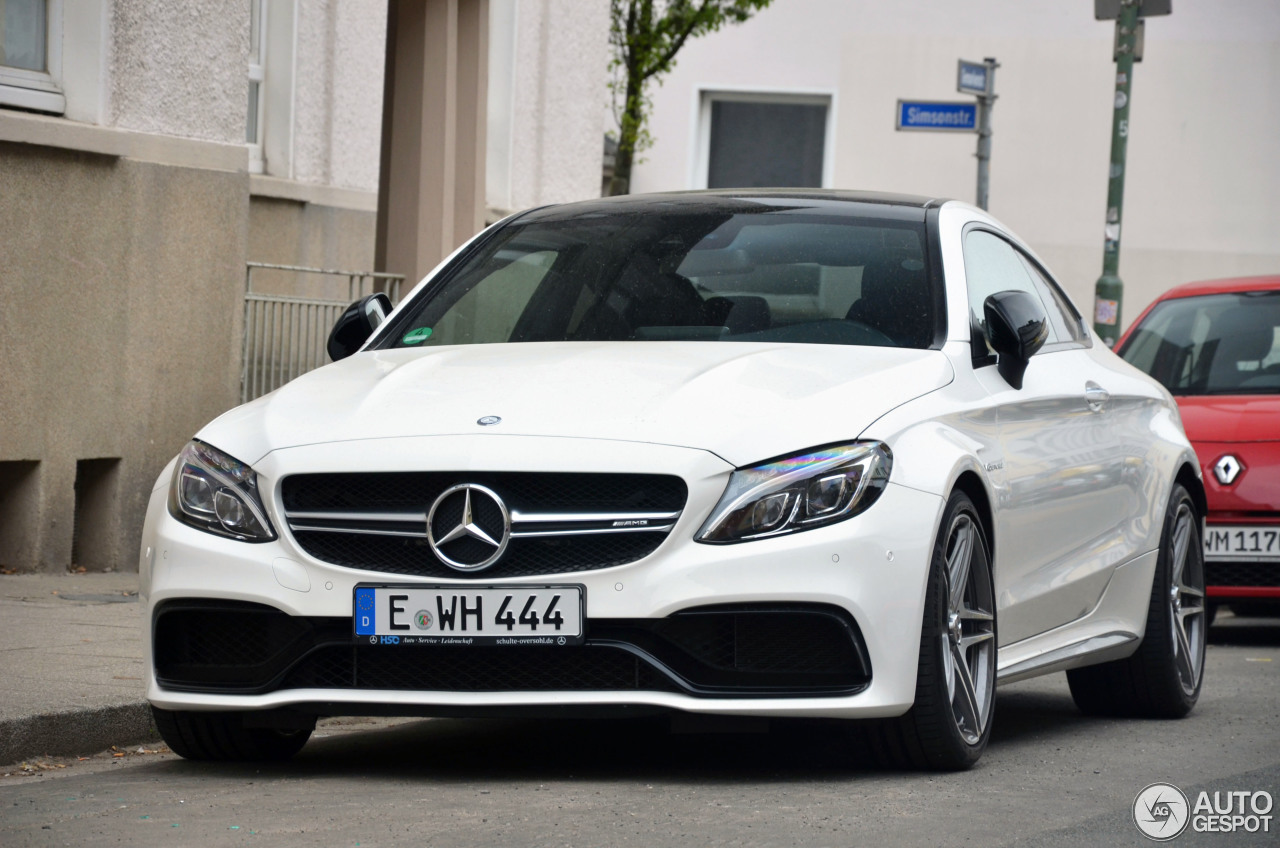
[402,327,433,345]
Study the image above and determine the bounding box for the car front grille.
[282,471,687,512]
[153,601,871,699]
[280,472,687,578]
[281,644,682,693]
[1207,561,1280,588]
[288,532,667,580]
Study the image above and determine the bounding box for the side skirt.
[996,549,1157,684]
[997,631,1139,684]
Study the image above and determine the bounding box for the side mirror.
[983,290,1048,390]
[327,293,393,361]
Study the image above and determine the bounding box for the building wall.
[3,0,611,573]
[0,142,246,572]
[629,0,1280,330]
[110,0,249,144]
[292,0,387,191]
[251,0,384,296]
[246,195,378,301]
[0,0,385,573]
[486,0,609,214]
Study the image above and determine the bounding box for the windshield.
[380,206,936,350]
[1119,290,1280,395]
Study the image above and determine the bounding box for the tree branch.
[644,0,715,79]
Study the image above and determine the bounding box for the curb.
[0,703,159,765]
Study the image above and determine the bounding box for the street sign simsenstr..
[895,58,998,210]
[896,101,977,132]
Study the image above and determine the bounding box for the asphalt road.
[3,612,1277,847]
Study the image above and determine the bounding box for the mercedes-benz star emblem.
[426,483,511,571]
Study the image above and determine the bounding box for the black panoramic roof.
[517,189,947,226]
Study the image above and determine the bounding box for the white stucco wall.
[103,0,383,191]
[109,0,249,145]
[629,0,1280,329]
[292,0,386,191]
[487,0,610,212]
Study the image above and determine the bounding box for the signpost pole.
[974,58,998,211]
[1092,1,1140,347]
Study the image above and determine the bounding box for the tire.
[1066,483,1206,717]
[863,491,997,770]
[152,707,314,761]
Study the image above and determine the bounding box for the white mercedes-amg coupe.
[140,190,1206,769]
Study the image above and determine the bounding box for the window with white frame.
[246,0,297,179]
[698,91,831,189]
[247,0,266,173]
[0,0,64,113]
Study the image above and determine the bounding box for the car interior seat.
[702,295,772,336]
[845,255,933,347]
[573,256,706,340]
[1208,307,1279,391]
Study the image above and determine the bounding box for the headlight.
[696,442,891,544]
[168,440,276,542]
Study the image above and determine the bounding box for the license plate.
[353,585,584,646]
[1203,526,1280,561]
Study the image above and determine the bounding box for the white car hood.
[202,342,953,468]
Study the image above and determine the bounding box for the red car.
[1116,276,1280,617]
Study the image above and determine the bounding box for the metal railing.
[241,262,405,403]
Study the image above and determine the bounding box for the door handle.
[1085,382,1110,411]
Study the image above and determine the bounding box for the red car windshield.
[1119,290,1280,395]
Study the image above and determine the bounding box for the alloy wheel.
[1167,502,1206,695]
[941,513,996,746]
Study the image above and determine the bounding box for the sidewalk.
[0,572,155,765]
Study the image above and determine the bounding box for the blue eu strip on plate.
[354,587,376,634]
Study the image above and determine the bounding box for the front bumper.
[152,599,872,698]
[141,436,942,719]
[1198,437,1280,599]
[1204,518,1280,600]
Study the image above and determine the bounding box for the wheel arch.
[874,418,999,572]
[1175,461,1206,520]
[951,470,996,573]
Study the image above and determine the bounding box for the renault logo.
[426,484,511,571]
[1213,454,1244,486]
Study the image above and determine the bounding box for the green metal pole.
[974,58,998,211]
[1092,0,1140,347]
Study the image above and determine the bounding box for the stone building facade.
[0,0,611,573]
